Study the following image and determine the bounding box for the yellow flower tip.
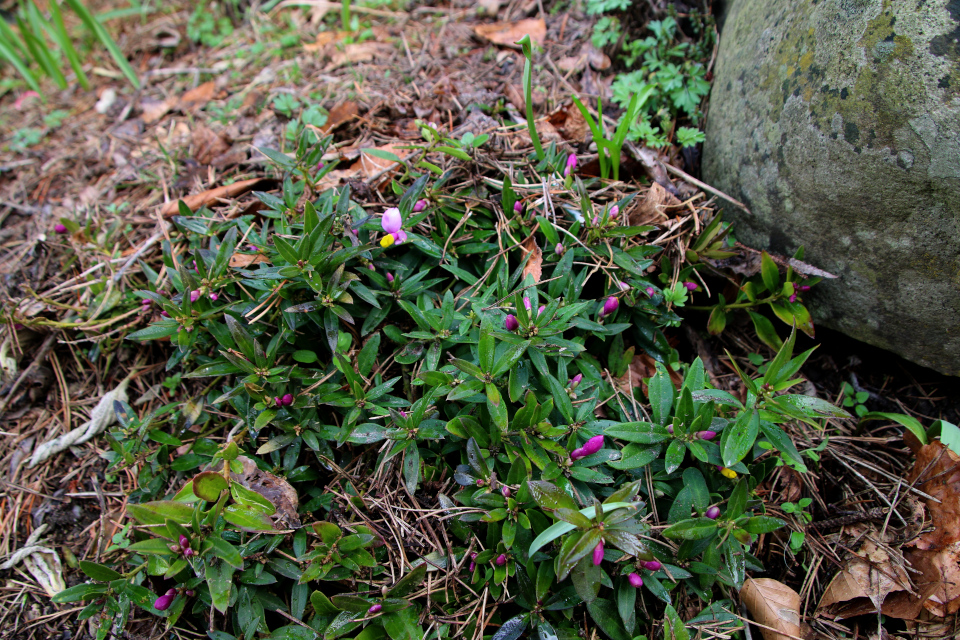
[379,234,395,248]
[720,468,737,479]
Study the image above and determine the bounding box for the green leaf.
[192,471,228,501]
[527,481,578,511]
[79,561,121,582]
[587,598,632,640]
[311,590,340,615]
[648,362,675,426]
[664,439,686,474]
[760,251,779,292]
[528,503,636,557]
[740,516,786,534]
[748,311,782,351]
[720,409,759,468]
[223,505,277,532]
[388,563,427,597]
[861,412,926,445]
[492,614,529,640]
[663,517,718,540]
[664,604,691,640]
[206,536,244,569]
[51,583,107,603]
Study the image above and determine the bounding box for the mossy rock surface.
[703,0,960,374]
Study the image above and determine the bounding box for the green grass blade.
[49,0,89,89]
[0,37,41,93]
[0,13,27,56]
[63,0,140,89]
[17,15,67,89]
[24,1,67,88]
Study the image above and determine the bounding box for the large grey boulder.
[703,0,960,375]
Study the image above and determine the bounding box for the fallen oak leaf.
[520,236,542,283]
[180,81,217,111]
[229,252,270,268]
[473,18,546,47]
[231,455,301,529]
[741,578,801,640]
[160,178,270,217]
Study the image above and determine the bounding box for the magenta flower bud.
[645,287,655,297]
[382,207,402,234]
[469,561,476,571]
[501,486,511,498]
[697,430,717,441]
[592,216,599,226]
[368,264,376,270]
[316,161,325,171]
[369,604,382,614]
[399,410,408,418]
[189,290,200,302]
[470,552,478,560]
[705,506,721,520]
[247,245,259,251]
[570,447,585,461]
[667,425,674,434]
[282,393,294,406]
[618,281,630,291]
[570,373,583,387]
[582,435,604,457]
[513,201,523,213]
[209,292,218,302]
[183,547,194,557]
[54,223,68,234]
[504,314,519,331]
[643,560,662,571]
[628,572,644,588]
[601,296,619,317]
[185,589,195,596]
[538,305,545,314]
[789,294,797,303]
[351,228,359,236]
[179,535,189,549]
[476,479,484,486]
[799,285,811,292]
[683,282,697,291]
[142,298,152,306]
[610,205,619,218]
[495,554,507,566]
[564,166,572,177]
[413,199,428,212]
[160,310,169,317]
[386,273,394,283]
[275,396,282,407]
[154,593,175,611]
[592,540,604,566]
[523,297,532,311]
[566,153,577,169]
[555,243,564,255]
[169,544,181,553]
[192,260,199,273]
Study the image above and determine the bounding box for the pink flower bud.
[645,287,655,297]
[160,310,169,317]
[570,447,585,461]
[54,223,68,234]
[592,216,599,226]
[368,264,376,270]
[369,604,382,614]
[169,544,181,553]
[799,285,811,292]
[618,281,630,291]
[789,294,797,303]
[667,425,674,434]
[183,547,193,557]
[316,161,325,171]
[275,396,283,408]
[643,560,662,571]
[601,296,619,317]
[697,430,717,441]
[570,373,583,387]
[495,554,507,566]
[628,572,644,588]
[386,273,394,283]
[179,535,189,549]
[501,486,511,498]
[413,199,428,212]
[185,589,195,596]
[189,290,200,302]
[564,166,572,177]
[351,228,359,236]
[209,292,218,302]
[610,205,619,218]
[555,243,564,255]
[247,245,259,251]
[470,552,478,559]
[142,298,152,306]
[513,201,523,213]
[683,282,697,291]
[566,153,577,169]
[382,208,402,234]
[592,540,604,566]
[154,593,175,611]
[282,393,294,406]
[504,314,519,331]
[582,435,604,457]
[523,297,532,311]
[705,506,721,520]
[192,260,199,273]
[469,562,476,571]
[399,410,408,418]
[476,479,484,486]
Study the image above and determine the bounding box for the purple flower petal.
[628,572,644,588]
[592,540,604,566]
[582,435,604,456]
[382,208,402,234]
[504,314,519,331]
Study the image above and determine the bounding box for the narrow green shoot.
[515,34,544,161]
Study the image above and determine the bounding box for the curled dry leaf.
[326,42,394,71]
[614,353,683,397]
[180,81,217,111]
[160,178,270,217]
[321,101,359,134]
[741,578,801,640]
[473,18,546,47]
[630,182,682,226]
[817,531,911,619]
[520,236,542,284]
[229,252,270,268]
[232,456,301,529]
[547,102,588,143]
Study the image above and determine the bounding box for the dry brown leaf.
[229,253,270,268]
[520,236,542,283]
[473,18,546,47]
[548,102,588,143]
[613,353,683,397]
[321,101,359,134]
[630,182,681,226]
[141,97,174,124]
[303,29,347,51]
[180,81,216,111]
[818,536,911,618]
[505,83,526,113]
[741,578,801,640]
[909,440,960,550]
[358,144,409,178]
[326,42,394,70]
[160,178,269,217]
[584,43,611,70]
[192,125,231,165]
[232,456,300,529]
[477,0,502,14]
